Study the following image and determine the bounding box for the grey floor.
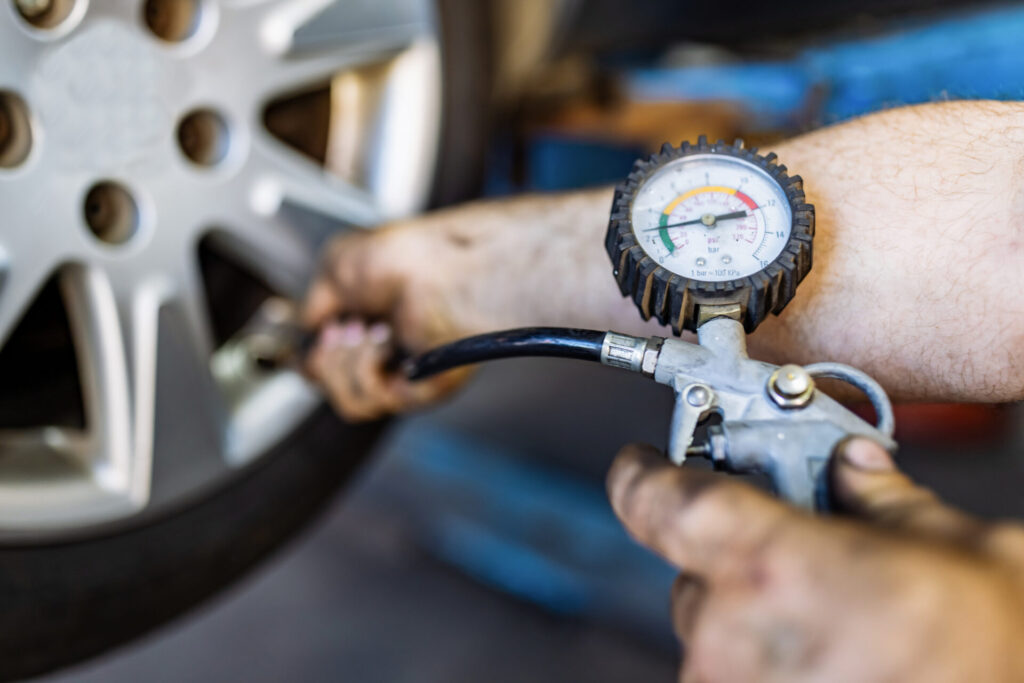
[46,361,682,683]
[44,360,1024,682]
[45,470,676,683]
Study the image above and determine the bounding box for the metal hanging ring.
[803,362,896,438]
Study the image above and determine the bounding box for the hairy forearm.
[756,101,1024,401]
[436,101,1024,401]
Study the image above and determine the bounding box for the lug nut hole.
[143,0,202,42]
[83,182,140,245]
[177,109,230,167]
[12,0,78,30]
[0,91,32,169]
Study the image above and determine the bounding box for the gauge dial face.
[630,154,793,282]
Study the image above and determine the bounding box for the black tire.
[0,410,383,682]
[429,0,493,207]
[0,1,492,679]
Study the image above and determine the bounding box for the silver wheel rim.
[0,0,442,534]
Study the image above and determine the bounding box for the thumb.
[832,438,982,542]
[303,231,403,328]
[607,443,807,580]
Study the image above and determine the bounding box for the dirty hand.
[608,439,1024,682]
[302,212,475,421]
[302,189,618,421]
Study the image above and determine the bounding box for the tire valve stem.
[685,443,712,458]
[210,298,308,386]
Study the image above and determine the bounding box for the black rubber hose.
[403,327,606,381]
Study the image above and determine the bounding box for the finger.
[681,590,823,683]
[303,276,343,329]
[607,443,805,579]
[671,572,707,644]
[347,320,471,414]
[389,361,473,409]
[323,232,403,314]
[347,323,405,416]
[309,321,469,420]
[307,321,387,421]
[303,231,404,328]
[832,437,983,542]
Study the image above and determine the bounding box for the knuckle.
[686,485,795,580]
[322,233,356,274]
[327,379,357,406]
[329,236,375,287]
[617,466,675,527]
[674,476,745,532]
[331,398,361,422]
[866,484,939,522]
[397,381,443,412]
[332,250,365,292]
[671,573,707,640]
[377,390,406,415]
[671,572,704,605]
[616,467,732,540]
[353,345,378,373]
[679,624,728,683]
[982,522,1024,559]
[608,449,671,502]
[334,396,376,423]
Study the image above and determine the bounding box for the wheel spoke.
[330,38,442,218]
[250,131,383,227]
[287,0,432,52]
[251,0,431,101]
[61,265,155,500]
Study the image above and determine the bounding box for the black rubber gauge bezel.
[606,136,814,334]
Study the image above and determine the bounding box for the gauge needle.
[642,210,749,231]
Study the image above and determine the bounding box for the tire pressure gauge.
[391,135,891,510]
[606,136,814,334]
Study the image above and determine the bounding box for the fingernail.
[838,437,893,472]
[607,445,660,513]
[320,321,365,349]
[368,322,391,345]
[318,322,348,350]
[339,321,366,347]
[607,457,643,513]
